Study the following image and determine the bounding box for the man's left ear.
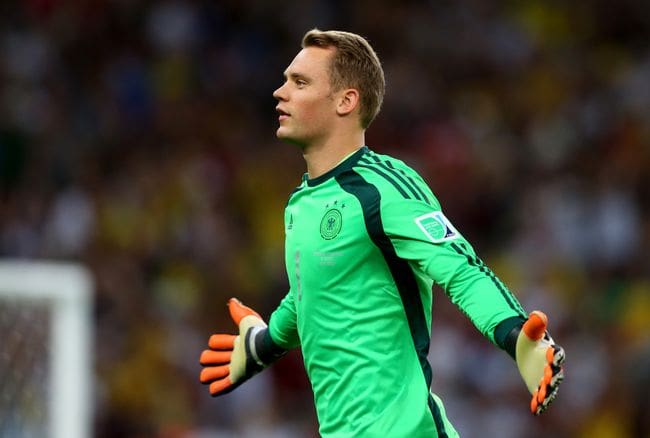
[336,89,360,116]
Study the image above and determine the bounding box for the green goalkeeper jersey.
[268,146,527,437]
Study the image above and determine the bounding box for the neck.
[303,131,365,179]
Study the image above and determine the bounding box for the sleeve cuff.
[254,328,288,366]
[494,316,526,360]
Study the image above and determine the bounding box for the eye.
[296,79,307,88]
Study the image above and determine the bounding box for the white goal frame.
[0,260,93,438]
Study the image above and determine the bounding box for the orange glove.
[516,311,565,415]
[199,298,285,396]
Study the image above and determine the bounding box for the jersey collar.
[303,146,369,187]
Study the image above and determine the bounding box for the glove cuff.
[494,316,526,360]
[257,328,288,365]
[245,327,287,372]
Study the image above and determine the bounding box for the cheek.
[296,96,331,125]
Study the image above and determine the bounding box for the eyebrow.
[283,71,310,82]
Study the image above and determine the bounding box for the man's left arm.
[382,198,565,415]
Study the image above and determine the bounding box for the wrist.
[250,327,288,367]
[494,316,526,360]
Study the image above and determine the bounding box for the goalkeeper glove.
[516,311,566,415]
[199,298,286,396]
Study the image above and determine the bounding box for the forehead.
[284,46,334,80]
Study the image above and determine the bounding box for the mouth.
[276,107,290,121]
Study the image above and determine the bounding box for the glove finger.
[209,334,236,350]
[209,376,234,396]
[199,349,232,365]
[546,346,565,387]
[536,385,560,415]
[531,388,541,414]
[531,363,564,415]
[200,365,230,383]
[552,345,565,367]
[530,367,551,414]
[538,362,557,400]
[537,371,549,403]
[228,298,262,325]
[532,385,554,415]
[522,311,548,341]
[550,367,564,387]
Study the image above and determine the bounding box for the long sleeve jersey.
[268,146,527,437]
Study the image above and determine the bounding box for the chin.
[277,131,307,148]
[276,128,296,142]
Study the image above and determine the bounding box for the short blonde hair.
[302,29,385,129]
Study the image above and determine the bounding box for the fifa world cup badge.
[415,211,459,243]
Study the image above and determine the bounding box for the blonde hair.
[302,29,385,129]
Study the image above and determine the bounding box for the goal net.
[0,260,93,438]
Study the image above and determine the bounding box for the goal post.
[0,260,93,438]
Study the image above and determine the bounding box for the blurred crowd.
[1,1,649,437]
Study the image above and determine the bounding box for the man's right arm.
[268,289,301,350]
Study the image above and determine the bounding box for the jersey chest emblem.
[320,208,343,240]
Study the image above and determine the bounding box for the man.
[199,29,565,437]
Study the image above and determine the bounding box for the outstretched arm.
[381,197,566,414]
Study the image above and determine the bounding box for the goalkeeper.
[200,29,565,437]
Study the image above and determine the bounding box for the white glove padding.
[199,298,284,396]
[516,311,565,415]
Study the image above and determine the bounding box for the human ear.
[336,89,360,116]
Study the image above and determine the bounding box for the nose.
[273,82,287,101]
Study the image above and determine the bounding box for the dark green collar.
[304,146,369,187]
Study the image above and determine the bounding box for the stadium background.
[1,1,649,437]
